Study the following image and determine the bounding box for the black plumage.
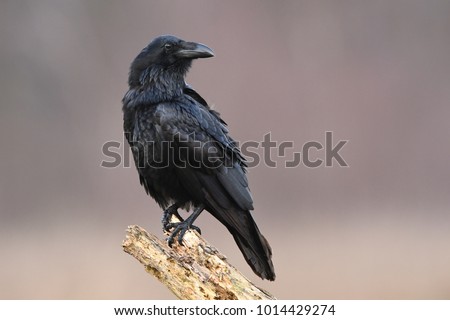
[122,35,275,280]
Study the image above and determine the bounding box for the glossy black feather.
[122,35,275,280]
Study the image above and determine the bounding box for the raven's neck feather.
[126,63,191,106]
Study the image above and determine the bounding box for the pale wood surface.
[122,224,276,300]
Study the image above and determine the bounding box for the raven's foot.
[166,220,201,247]
[162,203,183,232]
[166,205,205,246]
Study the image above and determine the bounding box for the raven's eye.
[164,43,173,51]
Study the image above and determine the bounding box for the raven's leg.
[162,202,184,231]
[167,204,205,246]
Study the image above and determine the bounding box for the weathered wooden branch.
[122,224,276,300]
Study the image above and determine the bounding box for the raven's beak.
[176,41,214,59]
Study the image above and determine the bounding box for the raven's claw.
[162,204,183,232]
[167,221,201,246]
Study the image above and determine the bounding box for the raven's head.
[128,35,214,88]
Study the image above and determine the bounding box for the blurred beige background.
[1,0,449,299]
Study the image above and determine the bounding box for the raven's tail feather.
[225,210,275,281]
[206,203,276,280]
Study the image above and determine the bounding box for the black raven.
[122,35,275,280]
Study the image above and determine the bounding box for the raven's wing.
[154,98,275,280]
[184,83,229,127]
[154,97,252,210]
[183,83,209,108]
